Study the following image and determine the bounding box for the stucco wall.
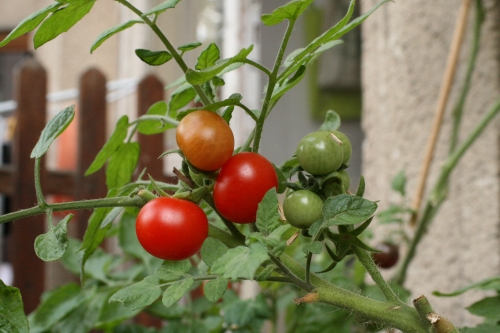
[361,0,500,326]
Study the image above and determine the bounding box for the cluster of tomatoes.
[283,130,352,230]
[135,110,278,261]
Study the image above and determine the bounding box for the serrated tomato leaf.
[322,194,377,227]
[178,41,202,52]
[31,105,75,158]
[85,115,129,176]
[155,260,192,281]
[162,278,194,307]
[201,238,229,267]
[34,0,96,49]
[0,3,62,47]
[106,142,140,190]
[143,0,182,16]
[35,214,73,261]
[261,0,314,26]
[135,49,173,66]
[196,43,220,70]
[211,244,269,280]
[204,277,228,303]
[0,280,29,333]
[256,189,281,236]
[109,276,162,310]
[91,20,143,53]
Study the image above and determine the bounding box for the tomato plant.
[213,152,278,224]
[296,130,344,175]
[176,110,234,171]
[331,130,352,164]
[283,190,324,229]
[372,242,400,269]
[135,196,208,261]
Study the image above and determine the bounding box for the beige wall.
[361,0,500,326]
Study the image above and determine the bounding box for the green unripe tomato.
[283,190,324,229]
[331,131,352,164]
[296,131,344,175]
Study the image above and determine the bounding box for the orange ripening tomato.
[176,110,234,172]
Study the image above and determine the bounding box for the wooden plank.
[9,59,46,313]
[0,31,29,53]
[136,74,165,179]
[74,68,107,239]
[0,166,14,195]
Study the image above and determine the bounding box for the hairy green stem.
[34,158,47,208]
[413,295,436,326]
[203,194,246,243]
[352,247,402,304]
[0,196,145,225]
[269,254,314,292]
[279,254,430,333]
[253,18,296,152]
[117,0,211,106]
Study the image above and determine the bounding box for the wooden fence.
[0,58,171,316]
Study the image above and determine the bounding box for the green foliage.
[91,20,143,53]
[31,105,75,159]
[34,214,73,261]
[0,280,28,333]
[135,49,173,66]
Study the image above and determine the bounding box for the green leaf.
[391,170,406,196]
[34,214,73,261]
[109,276,162,310]
[222,105,234,123]
[0,3,62,47]
[31,105,75,158]
[271,65,306,104]
[178,41,202,52]
[261,0,314,26]
[34,0,96,49]
[222,294,271,329]
[196,43,220,70]
[256,189,281,236]
[355,175,365,197]
[169,83,197,114]
[143,0,182,16]
[106,142,140,190]
[302,241,322,255]
[319,110,341,132]
[80,207,113,276]
[211,243,269,280]
[467,296,500,321]
[201,238,229,267]
[28,283,84,333]
[135,49,173,66]
[433,277,500,297]
[0,280,29,333]
[95,293,142,329]
[85,115,130,176]
[91,20,143,53]
[459,323,500,333]
[137,101,174,135]
[162,278,194,307]
[51,289,108,333]
[204,277,228,302]
[256,265,276,281]
[186,45,254,85]
[100,206,124,229]
[155,260,192,281]
[322,194,377,227]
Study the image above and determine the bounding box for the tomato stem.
[253,18,296,152]
[34,158,47,209]
[116,0,212,106]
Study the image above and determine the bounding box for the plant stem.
[409,0,471,227]
[0,196,145,225]
[395,94,500,284]
[243,59,272,76]
[117,0,211,106]
[203,194,246,243]
[34,158,47,208]
[352,246,402,304]
[253,18,296,152]
[413,295,436,326]
[279,253,430,333]
[449,0,484,153]
[269,254,314,292]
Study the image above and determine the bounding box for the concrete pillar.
[361,0,500,326]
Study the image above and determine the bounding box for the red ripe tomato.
[176,110,234,171]
[213,152,278,224]
[136,197,208,261]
